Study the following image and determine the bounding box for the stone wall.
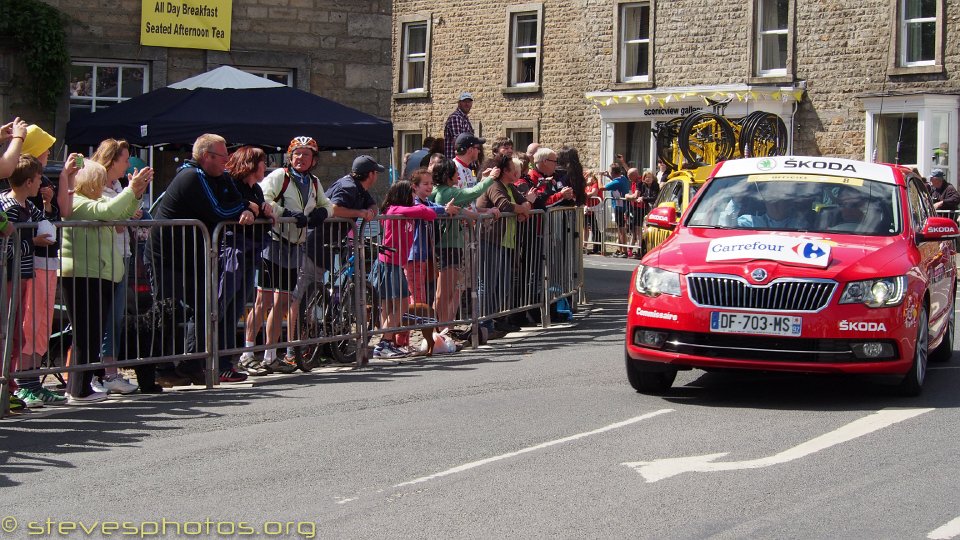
[391,0,960,169]
[2,0,392,184]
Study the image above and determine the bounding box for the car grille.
[637,331,898,363]
[687,274,836,312]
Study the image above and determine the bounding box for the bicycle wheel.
[327,281,380,364]
[297,283,331,368]
[740,112,788,157]
[654,117,684,169]
[679,111,736,167]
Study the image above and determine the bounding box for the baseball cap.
[352,155,385,176]
[455,132,485,153]
[458,91,474,101]
[21,124,55,158]
[931,168,946,179]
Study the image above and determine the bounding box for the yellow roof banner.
[141,0,232,51]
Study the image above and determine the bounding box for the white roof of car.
[714,157,900,184]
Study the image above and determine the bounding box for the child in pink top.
[370,181,436,358]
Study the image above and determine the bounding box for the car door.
[909,178,953,325]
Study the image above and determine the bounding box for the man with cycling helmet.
[243,136,332,374]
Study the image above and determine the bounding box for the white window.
[620,3,651,82]
[900,0,936,66]
[863,94,959,181]
[507,128,534,153]
[240,68,294,86]
[397,129,424,173]
[69,61,148,113]
[756,0,788,76]
[509,11,540,87]
[401,22,428,92]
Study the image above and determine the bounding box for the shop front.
[586,84,804,172]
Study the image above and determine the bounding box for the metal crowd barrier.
[582,195,647,257]
[1,219,212,415]
[2,207,585,416]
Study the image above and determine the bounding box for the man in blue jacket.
[148,134,257,386]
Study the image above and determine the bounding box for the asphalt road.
[2,255,959,539]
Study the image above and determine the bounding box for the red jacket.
[516,168,566,209]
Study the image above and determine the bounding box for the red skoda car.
[626,157,958,395]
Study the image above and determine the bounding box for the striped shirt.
[0,192,58,280]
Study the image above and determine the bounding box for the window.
[901,0,936,65]
[397,129,424,172]
[619,3,651,82]
[507,128,534,153]
[401,21,428,92]
[69,61,148,113]
[756,0,788,76]
[874,113,919,167]
[506,6,542,89]
[240,68,294,86]
[614,121,652,171]
[863,94,958,180]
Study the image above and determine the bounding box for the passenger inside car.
[817,185,891,234]
[736,183,811,229]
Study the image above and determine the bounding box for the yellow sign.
[141,0,232,51]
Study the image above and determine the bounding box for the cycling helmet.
[288,136,319,155]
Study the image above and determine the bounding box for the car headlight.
[634,265,681,297]
[839,276,906,307]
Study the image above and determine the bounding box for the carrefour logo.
[757,158,777,171]
[794,242,826,259]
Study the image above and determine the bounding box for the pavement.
[1,253,959,539]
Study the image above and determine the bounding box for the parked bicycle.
[297,222,390,366]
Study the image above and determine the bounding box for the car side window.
[906,179,928,230]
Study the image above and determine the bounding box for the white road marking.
[622,407,933,483]
[929,516,960,539]
[393,409,674,488]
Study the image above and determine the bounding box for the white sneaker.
[66,392,108,405]
[102,375,139,395]
[90,376,108,394]
[238,351,257,368]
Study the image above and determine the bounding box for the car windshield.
[686,173,901,236]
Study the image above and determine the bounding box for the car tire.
[625,352,677,395]
[930,285,955,363]
[897,307,929,397]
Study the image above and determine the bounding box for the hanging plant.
[0,0,69,111]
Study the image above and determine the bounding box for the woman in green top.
[427,158,499,330]
[60,160,149,403]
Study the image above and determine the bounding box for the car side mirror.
[916,216,960,242]
[646,205,677,229]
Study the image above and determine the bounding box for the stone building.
[390,0,959,182]
[0,0,393,183]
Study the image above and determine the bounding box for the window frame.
[504,121,539,153]
[889,0,943,74]
[394,124,426,173]
[862,94,959,181]
[617,2,652,84]
[746,0,795,84]
[395,14,432,98]
[239,67,294,86]
[503,4,543,94]
[69,60,150,114]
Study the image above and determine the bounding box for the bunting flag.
[587,87,805,107]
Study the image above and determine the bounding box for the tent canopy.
[66,66,393,150]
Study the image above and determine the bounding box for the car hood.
[645,227,904,280]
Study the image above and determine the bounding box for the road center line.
[929,516,960,539]
[393,409,674,488]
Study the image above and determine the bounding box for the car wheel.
[930,285,955,363]
[897,307,929,397]
[625,352,677,395]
